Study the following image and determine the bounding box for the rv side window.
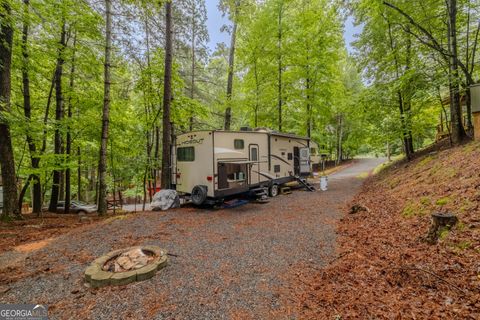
[177,147,195,161]
[288,153,293,160]
[234,139,244,149]
[274,165,280,173]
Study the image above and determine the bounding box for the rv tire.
[191,185,208,205]
[269,184,279,197]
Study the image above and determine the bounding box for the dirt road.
[0,158,383,319]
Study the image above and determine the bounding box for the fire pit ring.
[85,246,168,288]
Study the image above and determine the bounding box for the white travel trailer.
[172,128,315,205]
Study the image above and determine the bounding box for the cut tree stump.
[349,204,368,214]
[426,212,458,244]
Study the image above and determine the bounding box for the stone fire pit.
[85,246,167,288]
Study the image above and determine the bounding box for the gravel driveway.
[0,158,383,319]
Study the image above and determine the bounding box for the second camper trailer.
[172,129,315,205]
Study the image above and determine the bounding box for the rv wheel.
[191,185,207,205]
[269,184,279,197]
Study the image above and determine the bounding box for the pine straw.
[279,142,480,319]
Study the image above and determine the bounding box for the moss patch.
[435,197,451,206]
[416,156,433,169]
[402,200,430,218]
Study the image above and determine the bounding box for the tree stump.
[426,212,458,244]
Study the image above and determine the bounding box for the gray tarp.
[151,190,180,211]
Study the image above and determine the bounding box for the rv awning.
[218,160,266,164]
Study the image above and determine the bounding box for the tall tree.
[161,0,173,189]
[383,0,468,144]
[0,0,19,218]
[186,0,208,130]
[446,0,464,143]
[276,0,284,131]
[223,0,240,130]
[48,20,67,212]
[97,0,112,215]
[65,32,77,214]
[20,0,42,214]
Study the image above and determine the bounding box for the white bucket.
[320,176,328,191]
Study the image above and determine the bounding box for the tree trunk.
[142,169,147,211]
[18,174,35,214]
[97,0,112,215]
[277,1,284,132]
[190,5,196,130]
[161,0,173,189]
[254,59,259,128]
[153,125,159,192]
[224,14,237,131]
[21,0,42,214]
[386,20,413,160]
[336,114,343,166]
[144,16,157,197]
[48,20,66,213]
[447,0,466,144]
[306,71,311,138]
[0,0,19,219]
[77,146,81,201]
[403,29,414,157]
[65,32,77,214]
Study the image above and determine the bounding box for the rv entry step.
[295,176,316,192]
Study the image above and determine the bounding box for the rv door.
[299,147,310,175]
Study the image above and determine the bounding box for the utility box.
[471,83,480,113]
[470,84,480,140]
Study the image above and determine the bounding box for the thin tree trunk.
[403,28,414,156]
[142,169,147,211]
[161,0,173,189]
[386,19,413,160]
[0,0,19,219]
[190,4,196,131]
[18,174,35,214]
[277,1,283,131]
[21,0,41,214]
[110,139,116,214]
[65,32,77,214]
[306,67,311,138]
[42,71,56,153]
[254,59,259,128]
[48,20,67,213]
[447,0,466,144]
[77,146,81,201]
[97,0,112,215]
[336,114,343,166]
[153,125,159,192]
[224,11,238,131]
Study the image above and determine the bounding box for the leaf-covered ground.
[0,159,383,319]
[281,142,480,319]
